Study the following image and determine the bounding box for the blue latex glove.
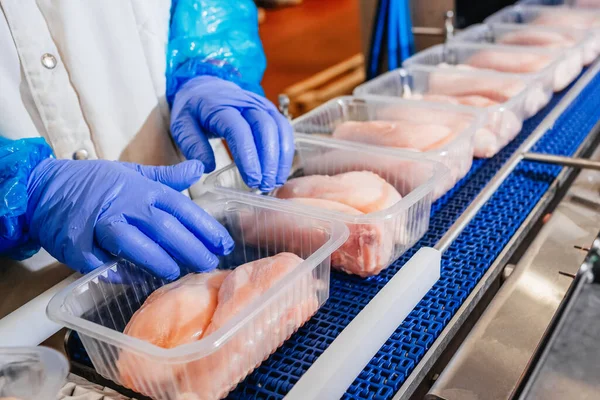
[26,158,233,279]
[170,76,294,192]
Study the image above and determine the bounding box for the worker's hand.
[26,159,234,279]
[170,76,294,192]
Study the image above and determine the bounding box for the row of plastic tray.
[17,4,600,400]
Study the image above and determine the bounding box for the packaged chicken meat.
[47,197,348,400]
[119,253,316,399]
[270,171,402,277]
[354,67,535,158]
[0,347,68,400]
[204,136,446,276]
[452,23,595,66]
[291,96,480,185]
[402,41,578,93]
[485,5,600,59]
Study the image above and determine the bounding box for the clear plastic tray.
[402,41,580,92]
[354,67,533,158]
[485,5,600,58]
[47,197,348,400]
[519,0,600,7]
[290,96,479,184]
[452,23,596,66]
[203,136,448,277]
[0,347,69,400]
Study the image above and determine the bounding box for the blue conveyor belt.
[65,69,600,399]
[227,67,600,399]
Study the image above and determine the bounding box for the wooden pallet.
[282,54,365,117]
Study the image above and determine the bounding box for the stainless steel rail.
[523,152,600,171]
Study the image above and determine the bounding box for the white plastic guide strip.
[0,274,78,346]
[284,247,441,400]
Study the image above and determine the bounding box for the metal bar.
[444,11,455,40]
[394,60,600,400]
[434,59,600,253]
[523,152,600,171]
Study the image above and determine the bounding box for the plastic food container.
[354,67,533,158]
[204,136,448,277]
[402,41,579,93]
[290,96,479,184]
[0,347,69,400]
[451,23,596,66]
[519,0,600,7]
[485,5,600,58]
[47,197,348,400]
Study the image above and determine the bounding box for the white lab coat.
[0,0,231,269]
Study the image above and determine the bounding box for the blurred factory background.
[257,0,517,115]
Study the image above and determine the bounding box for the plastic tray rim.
[402,41,570,80]
[204,136,451,221]
[0,346,69,398]
[291,95,486,160]
[452,23,592,57]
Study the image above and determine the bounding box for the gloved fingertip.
[151,260,181,281]
[203,159,217,173]
[221,235,235,255]
[244,175,262,188]
[191,253,220,273]
[181,159,205,175]
[164,270,181,281]
[259,184,275,192]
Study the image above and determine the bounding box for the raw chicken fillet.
[271,171,402,276]
[179,253,317,400]
[331,112,473,180]
[274,171,402,214]
[531,11,600,30]
[531,10,600,66]
[409,93,522,158]
[118,253,315,400]
[431,62,551,113]
[466,50,552,74]
[118,270,230,395]
[373,105,475,176]
[427,72,525,101]
[332,120,456,152]
[497,30,576,48]
[300,149,442,200]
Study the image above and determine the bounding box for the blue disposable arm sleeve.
[0,136,54,259]
[166,0,267,105]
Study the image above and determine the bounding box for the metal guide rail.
[65,64,600,399]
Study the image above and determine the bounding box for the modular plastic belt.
[66,68,600,399]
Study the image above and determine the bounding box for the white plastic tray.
[452,23,596,66]
[47,197,348,400]
[354,67,533,158]
[290,96,480,183]
[204,136,448,277]
[0,347,69,400]
[402,41,580,92]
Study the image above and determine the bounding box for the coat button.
[73,149,89,160]
[41,53,57,69]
